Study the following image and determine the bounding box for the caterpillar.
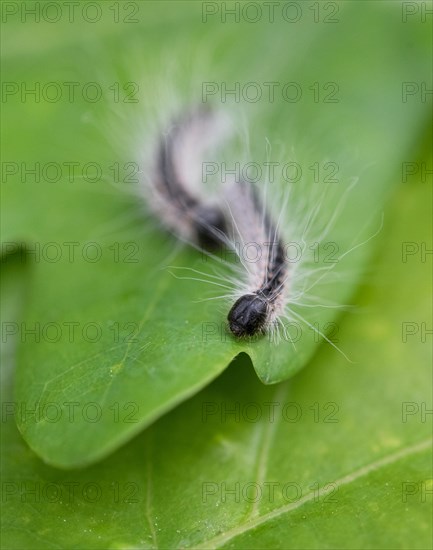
[147,106,376,349]
[147,107,290,339]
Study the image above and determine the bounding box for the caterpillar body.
[146,106,369,349]
[148,107,290,338]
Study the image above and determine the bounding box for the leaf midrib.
[195,438,432,549]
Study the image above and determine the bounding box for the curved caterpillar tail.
[150,107,228,250]
[224,181,288,338]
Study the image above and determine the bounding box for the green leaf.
[2,177,432,548]
[2,1,431,466]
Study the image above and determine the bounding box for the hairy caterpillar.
[147,107,292,339]
[146,106,378,349]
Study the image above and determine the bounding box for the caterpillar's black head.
[194,205,226,250]
[228,294,269,337]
